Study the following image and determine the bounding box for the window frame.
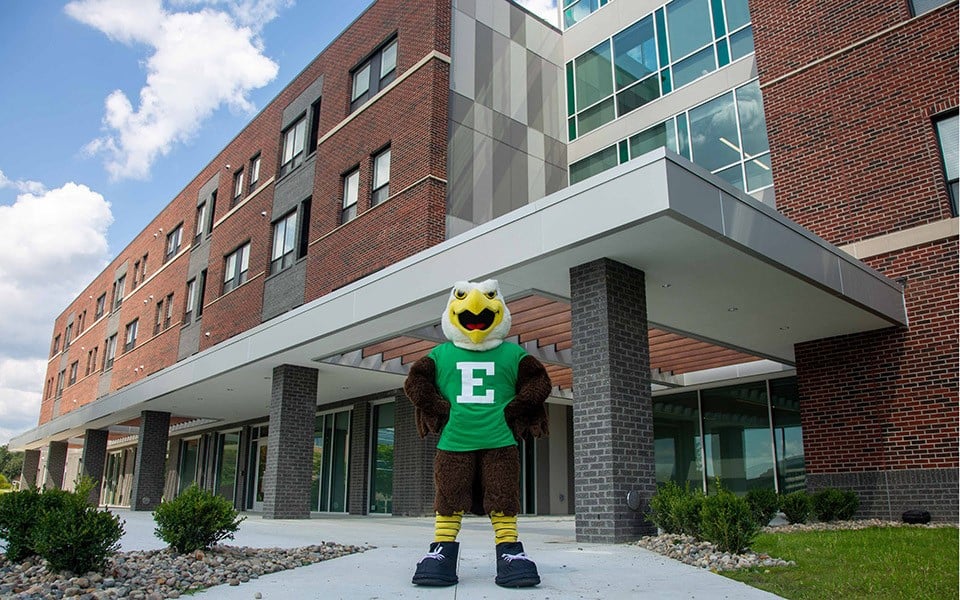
[371,147,391,207]
[232,168,245,205]
[165,224,183,262]
[112,275,126,311]
[223,243,251,294]
[350,37,398,111]
[341,168,360,224]
[933,110,958,217]
[154,298,164,335]
[95,293,106,319]
[103,334,117,371]
[280,117,307,177]
[271,210,299,273]
[249,153,261,190]
[124,319,139,353]
[68,361,78,386]
[184,278,197,324]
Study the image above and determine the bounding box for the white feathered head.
[440,279,512,351]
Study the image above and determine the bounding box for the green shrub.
[746,487,781,526]
[153,484,245,553]
[781,490,812,524]
[700,487,760,553]
[813,488,859,521]
[0,474,11,490]
[32,479,124,573]
[0,487,41,561]
[674,488,706,538]
[649,481,700,535]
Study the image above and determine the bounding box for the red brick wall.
[753,2,958,244]
[795,238,959,472]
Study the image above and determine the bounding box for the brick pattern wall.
[263,365,317,519]
[21,450,40,489]
[45,440,68,489]
[570,259,656,543]
[81,429,109,505]
[808,468,958,521]
[130,411,170,511]
[348,400,371,515]
[752,2,958,243]
[392,392,437,516]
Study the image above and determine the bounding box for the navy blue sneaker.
[495,541,541,587]
[412,541,459,586]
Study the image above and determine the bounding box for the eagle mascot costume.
[404,279,552,588]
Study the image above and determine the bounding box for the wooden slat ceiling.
[361,294,761,391]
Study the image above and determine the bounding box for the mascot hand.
[404,356,450,438]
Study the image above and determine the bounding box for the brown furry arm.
[504,355,552,439]
[403,356,449,438]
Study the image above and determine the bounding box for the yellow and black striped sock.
[490,511,518,544]
[434,512,463,542]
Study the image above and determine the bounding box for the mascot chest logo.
[455,361,496,404]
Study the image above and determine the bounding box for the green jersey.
[429,341,526,452]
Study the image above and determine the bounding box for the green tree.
[0,445,24,483]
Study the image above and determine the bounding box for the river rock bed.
[0,542,372,599]
[633,518,955,572]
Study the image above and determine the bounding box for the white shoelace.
[419,546,446,563]
[500,551,533,563]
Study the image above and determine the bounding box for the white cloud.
[516,0,559,25]
[0,169,47,196]
[66,0,283,180]
[0,179,113,444]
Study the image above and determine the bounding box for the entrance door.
[250,438,268,512]
[311,410,350,512]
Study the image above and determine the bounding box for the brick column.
[21,449,41,489]
[263,364,317,519]
[81,429,109,505]
[130,410,171,511]
[570,258,656,543]
[45,440,69,489]
[392,393,437,516]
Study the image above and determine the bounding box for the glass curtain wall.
[652,377,805,495]
[215,431,240,504]
[245,425,269,510]
[178,438,199,493]
[369,403,395,514]
[312,410,351,512]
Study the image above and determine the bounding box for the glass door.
[251,438,268,511]
[215,431,240,504]
[369,402,394,514]
[311,409,350,512]
[178,438,199,494]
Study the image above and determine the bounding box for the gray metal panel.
[262,261,307,322]
[448,120,474,222]
[474,23,493,109]
[526,51,544,132]
[451,9,476,99]
[541,56,563,142]
[492,139,513,218]
[454,0,475,18]
[527,153,546,202]
[197,174,219,207]
[838,259,907,324]
[509,3,526,46]
[450,91,474,128]
[664,162,724,234]
[509,40,528,123]
[491,29,510,116]
[492,0,511,36]
[282,76,323,130]
[273,154,315,219]
[472,132,494,224]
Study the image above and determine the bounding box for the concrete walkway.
[115,509,782,599]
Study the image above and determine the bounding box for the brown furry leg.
[434,450,476,516]
[480,445,521,516]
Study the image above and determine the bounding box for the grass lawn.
[724,525,959,600]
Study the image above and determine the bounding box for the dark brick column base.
[808,468,959,522]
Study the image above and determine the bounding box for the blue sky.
[0,0,558,446]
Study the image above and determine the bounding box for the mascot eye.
[485,291,497,299]
[454,289,467,300]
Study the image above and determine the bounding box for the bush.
[649,481,705,536]
[0,487,42,561]
[700,486,760,553]
[0,474,11,490]
[746,487,781,526]
[781,491,812,524]
[32,479,124,573]
[154,484,245,553]
[813,488,860,522]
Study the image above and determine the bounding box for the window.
[154,299,164,335]
[165,224,183,262]
[342,169,359,224]
[184,278,197,324]
[280,117,307,176]
[164,293,174,329]
[68,361,78,386]
[223,243,250,294]
[52,334,61,356]
[77,310,86,332]
[232,169,245,205]
[86,347,98,376]
[910,0,952,15]
[350,38,398,111]
[124,319,139,353]
[104,335,117,370]
[95,293,106,319]
[563,0,608,29]
[133,259,141,286]
[934,112,958,216]
[371,148,391,206]
[249,154,261,189]
[271,211,298,273]
[139,254,148,282]
[56,369,65,398]
[112,275,126,311]
[308,100,322,152]
[197,269,207,318]
[64,322,73,349]
[195,202,208,240]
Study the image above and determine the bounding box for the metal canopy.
[11,150,905,449]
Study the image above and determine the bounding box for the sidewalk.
[116,509,782,599]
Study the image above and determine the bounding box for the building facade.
[15,0,956,541]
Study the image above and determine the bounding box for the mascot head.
[441,279,512,351]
